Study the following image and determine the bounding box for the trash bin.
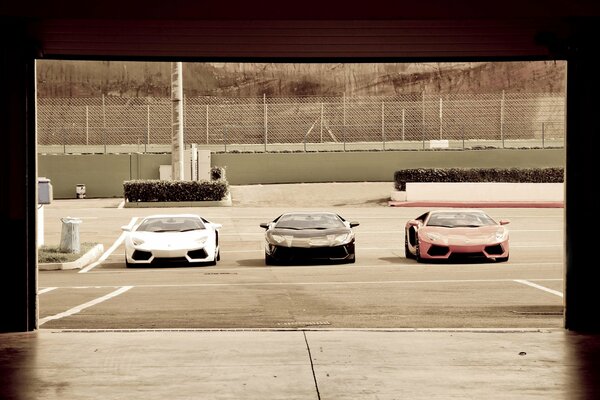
[59,217,82,253]
[76,184,86,199]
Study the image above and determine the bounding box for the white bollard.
[59,217,82,253]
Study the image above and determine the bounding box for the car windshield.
[274,213,346,230]
[426,212,496,228]
[136,217,206,232]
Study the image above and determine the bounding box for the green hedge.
[393,167,565,191]
[123,179,229,202]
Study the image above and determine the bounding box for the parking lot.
[37,183,565,330]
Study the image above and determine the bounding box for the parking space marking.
[514,279,563,297]
[79,217,138,274]
[44,278,563,290]
[39,286,133,326]
[38,287,57,294]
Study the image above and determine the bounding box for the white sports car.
[121,214,222,267]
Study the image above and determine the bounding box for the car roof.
[429,209,487,214]
[281,211,337,216]
[141,214,202,220]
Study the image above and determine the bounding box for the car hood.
[129,230,211,246]
[267,227,353,248]
[421,225,507,244]
[270,227,350,237]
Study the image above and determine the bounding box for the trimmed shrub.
[393,167,565,191]
[123,179,229,202]
[210,166,226,181]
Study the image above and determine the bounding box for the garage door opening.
[36,59,566,330]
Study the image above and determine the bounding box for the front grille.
[427,245,450,257]
[485,244,504,255]
[152,257,188,265]
[132,250,152,261]
[187,249,208,259]
[272,244,352,261]
[448,252,487,261]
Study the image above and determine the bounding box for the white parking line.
[514,279,563,297]
[79,217,138,273]
[38,287,57,294]
[39,286,133,326]
[44,278,563,290]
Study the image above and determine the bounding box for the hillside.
[36,60,566,98]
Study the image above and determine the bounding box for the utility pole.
[171,61,184,180]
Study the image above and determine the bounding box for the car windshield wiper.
[275,226,302,230]
[180,228,203,232]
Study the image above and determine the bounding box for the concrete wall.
[405,182,564,202]
[38,148,565,198]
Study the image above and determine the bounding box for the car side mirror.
[121,225,131,231]
[499,219,510,225]
[259,223,269,229]
[350,221,360,228]
[407,219,420,227]
[214,223,223,229]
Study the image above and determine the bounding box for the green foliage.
[210,166,226,181]
[38,242,96,263]
[393,167,565,191]
[123,179,229,202]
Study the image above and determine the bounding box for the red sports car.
[404,209,510,263]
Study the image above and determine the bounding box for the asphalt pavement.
[3,182,595,400]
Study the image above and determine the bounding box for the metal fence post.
[320,103,324,143]
[402,108,405,141]
[500,90,505,148]
[343,94,347,152]
[85,105,89,145]
[439,97,443,140]
[102,94,106,153]
[381,101,385,150]
[542,122,545,149]
[146,104,150,145]
[206,104,209,145]
[263,94,268,152]
[422,91,426,149]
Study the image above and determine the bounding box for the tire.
[415,239,423,263]
[405,233,415,260]
[265,253,276,265]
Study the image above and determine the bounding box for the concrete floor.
[1,328,600,400]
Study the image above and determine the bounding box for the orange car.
[404,209,510,263]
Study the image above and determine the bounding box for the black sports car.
[259,211,359,265]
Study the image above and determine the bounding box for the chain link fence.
[37,92,565,153]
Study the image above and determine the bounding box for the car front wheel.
[415,239,422,263]
[265,253,276,265]
[405,233,415,259]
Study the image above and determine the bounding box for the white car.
[121,214,222,267]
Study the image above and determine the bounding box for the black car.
[259,211,359,265]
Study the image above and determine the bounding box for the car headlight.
[328,232,353,246]
[131,237,145,246]
[495,230,508,241]
[268,233,287,244]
